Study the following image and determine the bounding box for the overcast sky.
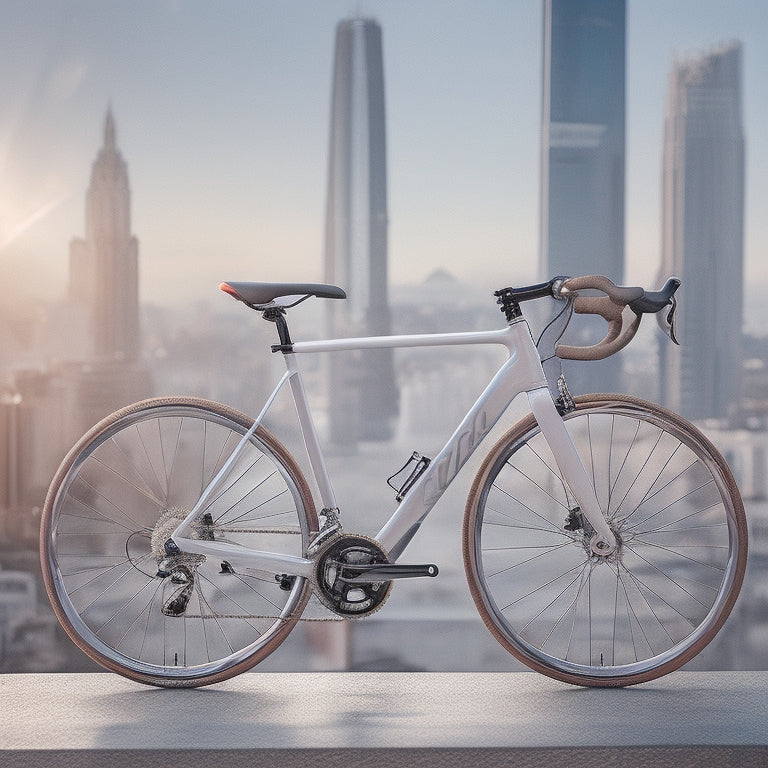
[0,0,765,310]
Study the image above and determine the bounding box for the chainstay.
[178,527,388,622]
[182,529,345,620]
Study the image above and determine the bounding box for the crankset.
[313,534,438,618]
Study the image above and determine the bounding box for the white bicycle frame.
[172,314,617,576]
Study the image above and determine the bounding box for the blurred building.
[324,17,399,447]
[68,108,151,424]
[0,110,151,549]
[658,43,745,421]
[539,0,626,395]
[70,107,140,363]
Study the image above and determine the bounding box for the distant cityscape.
[1,3,766,674]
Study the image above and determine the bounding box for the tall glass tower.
[324,17,398,446]
[540,0,626,394]
[659,43,744,421]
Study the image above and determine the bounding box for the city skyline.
[0,2,766,324]
[3,4,768,678]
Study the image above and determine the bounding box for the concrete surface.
[1,671,767,767]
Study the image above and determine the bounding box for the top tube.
[291,325,521,355]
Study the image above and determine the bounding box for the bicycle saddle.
[221,281,347,308]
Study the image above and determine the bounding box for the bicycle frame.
[171,314,617,576]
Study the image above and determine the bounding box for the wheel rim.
[471,400,743,680]
[45,404,311,681]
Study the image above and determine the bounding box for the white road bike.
[40,275,747,688]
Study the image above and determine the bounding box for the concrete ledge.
[2,672,767,767]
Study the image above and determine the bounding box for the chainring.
[313,534,393,618]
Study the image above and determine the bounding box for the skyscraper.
[70,108,140,362]
[68,109,150,427]
[324,18,398,446]
[540,0,626,394]
[659,43,744,421]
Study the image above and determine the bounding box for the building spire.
[104,105,116,151]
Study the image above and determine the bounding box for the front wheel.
[40,397,318,687]
[463,394,747,687]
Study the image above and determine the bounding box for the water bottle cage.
[387,452,432,502]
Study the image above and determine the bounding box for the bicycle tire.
[40,397,318,687]
[463,393,747,687]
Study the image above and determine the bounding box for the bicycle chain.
[215,527,302,535]
[161,523,396,622]
[179,600,344,622]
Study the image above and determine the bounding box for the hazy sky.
[0,0,765,309]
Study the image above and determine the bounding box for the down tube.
[376,336,547,560]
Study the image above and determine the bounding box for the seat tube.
[283,352,337,510]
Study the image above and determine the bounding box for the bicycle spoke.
[66,474,152,532]
[504,461,570,512]
[486,540,575,578]
[114,582,164,652]
[65,551,154,596]
[623,545,715,607]
[637,498,723,532]
[522,442,573,508]
[216,480,287,526]
[95,575,159,637]
[631,476,715,530]
[524,567,585,647]
[502,560,585,613]
[200,455,266,516]
[607,415,616,514]
[606,417,641,517]
[134,424,168,505]
[109,432,168,509]
[483,519,572,536]
[611,428,666,521]
[485,484,568,534]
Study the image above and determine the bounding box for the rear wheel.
[463,394,747,686]
[40,397,317,687]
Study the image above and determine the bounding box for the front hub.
[565,508,622,561]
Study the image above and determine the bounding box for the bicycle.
[40,274,747,688]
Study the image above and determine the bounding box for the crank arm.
[340,563,439,582]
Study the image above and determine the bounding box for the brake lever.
[657,294,679,344]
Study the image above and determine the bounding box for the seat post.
[262,308,294,353]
